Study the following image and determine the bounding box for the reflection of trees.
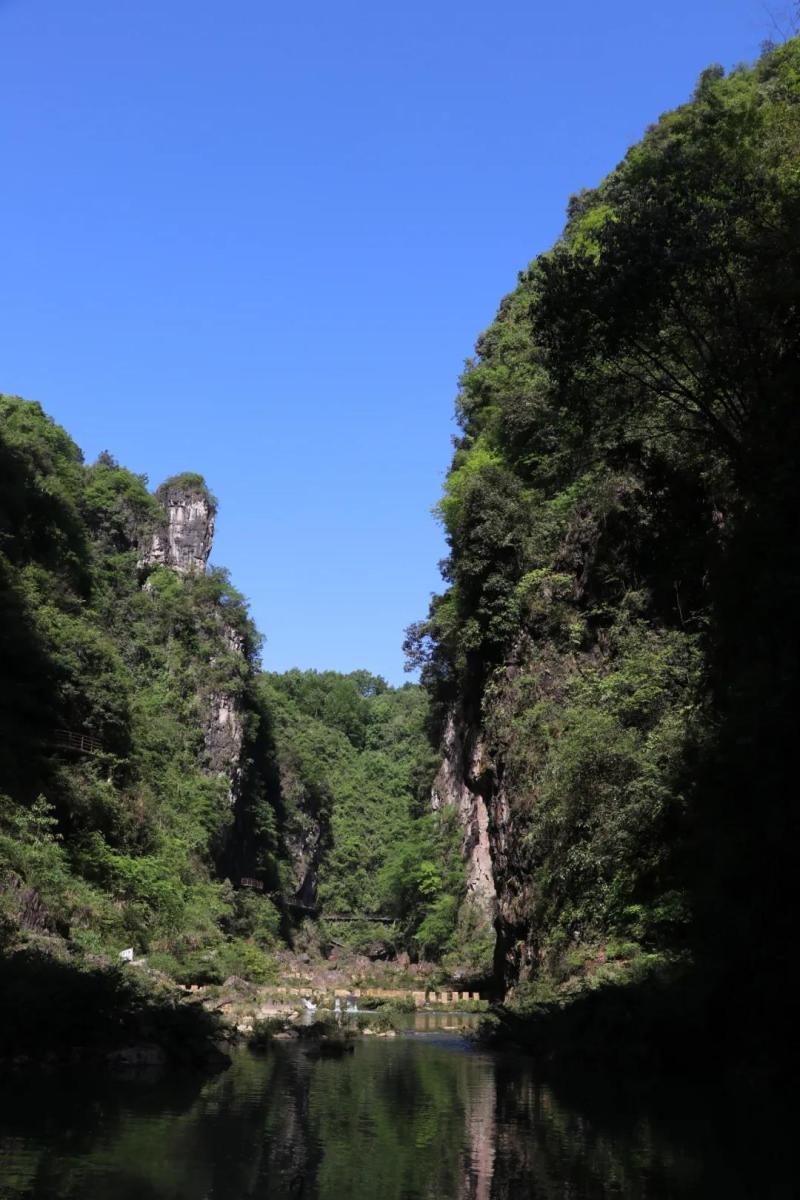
[0,1043,793,1199]
[0,1065,210,1198]
[310,1040,483,1199]
[0,1052,319,1200]
[488,1060,792,1200]
[490,1058,701,1199]
[250,1047,322,1198]
[127,1048,322,1199]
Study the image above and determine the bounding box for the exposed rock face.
[284,827,322,908]
[485,768,538,990]
[203,688,245,805]
[437,647,582,992]
[140,477,245,808]
[280,778,331,909]
[202,620,248,805]
[431,712,496,920]
[141,481,215,574]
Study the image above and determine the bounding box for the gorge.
[1,32,799,1200]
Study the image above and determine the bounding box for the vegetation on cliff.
[0,395,283,986]
[4,39,799,1076]
[261,669,469,964]
[0,399,463,1013]
[409,42,800,1067]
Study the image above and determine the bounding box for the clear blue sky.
[0,0,772,682]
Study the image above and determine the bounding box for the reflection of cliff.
[0,1041,793,1198]
[460,1053,496,1200]
[255,1048,321,1197]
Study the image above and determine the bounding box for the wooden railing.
[238,882,396,925]
[53,729,103,755]
[323,913,396,925]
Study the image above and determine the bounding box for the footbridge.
[239,880,397,924]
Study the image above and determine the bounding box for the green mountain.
[261,668,481,969]
[410,42,800,1067]
[0,395,287,981]
[0,397,453,987]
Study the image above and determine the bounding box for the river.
[0,1014,790,1199]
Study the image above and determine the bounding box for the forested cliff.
[0,401,463,988]
[409,42,800,1058]
[0,395,288,980]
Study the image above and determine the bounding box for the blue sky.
[0,0,770,682]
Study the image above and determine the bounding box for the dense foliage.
[410,41,800,1056]
[261,669,467,961]
[0,396,282,983]
[0,403,464,990]
[5,40,798,1068]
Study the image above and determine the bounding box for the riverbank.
[474,958,793,1089]
[194,972,487,1036]
[0,948,230,1071]
[0,942,488,1070]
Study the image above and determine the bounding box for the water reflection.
[0,1030,790,1199]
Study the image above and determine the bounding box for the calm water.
[0,1015,790,1199]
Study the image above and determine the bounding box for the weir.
[261,985,482,1005]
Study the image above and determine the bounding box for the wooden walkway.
[239,881,396,924]
[53,729,103,755]
[323,913,396,925]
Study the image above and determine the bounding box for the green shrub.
[248,1016,292,1049]
[357,1010,397,1033]
[509,978,560,1009]
[226,892,282,948]
[145,951,185,979]
[220,940,278,984]
[605,941,641,962]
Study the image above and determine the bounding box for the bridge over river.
[239,880,397,924]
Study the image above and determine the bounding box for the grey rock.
[202,686,244,805]
[106,1042,167,1067]
[140,481,215,574]
[431,712,496,918]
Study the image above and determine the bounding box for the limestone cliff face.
[431,712,496,920]
[202,622,247,805]
[282,802,329,909]
[202,688,245,806]
[434,732,533,989]
[433,683,544,991]
[435,647,582,992]
[143,476,245,807]
[275,751,331,908]
[140,480,215,574]
[484,766,538,990]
